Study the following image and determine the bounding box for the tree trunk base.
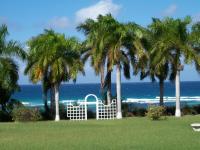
[175,109,181,117]
[55,115,60,121]
[116,112,122,119]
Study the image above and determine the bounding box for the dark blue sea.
[12,81,200,106]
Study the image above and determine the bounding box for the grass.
[0,116,200,150]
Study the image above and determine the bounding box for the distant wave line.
[21,96,200,106]
[124,96,200,103]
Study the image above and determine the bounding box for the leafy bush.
[6,99,24,111]
[12,107,42,122]
[146,105,166,120]
[0,99,23,122]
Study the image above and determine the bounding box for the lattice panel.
[67,102,86,120]
[66,94,117,121]
[97,100,116,120]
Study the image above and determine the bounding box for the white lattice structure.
[66,94,116,121]
[97,99,116,120]
[67,101,87,120]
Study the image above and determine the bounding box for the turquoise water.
[12,81,200,106]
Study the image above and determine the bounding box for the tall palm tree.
[0,58,19,110]
[105,20,131,119]
[0,24,26,110]
[77,15,113,104]
[140,24,170,106]
[190,22,200,72]
[140,57,169,106]
[48,37,84,121]
[149,17,199,117]
[25,30,54,113]
[99,16,146,119]
[79,14,146,119]
[25,30,84,121]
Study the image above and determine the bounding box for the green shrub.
[146,105,166,120]
[0,99,23,122]
[6,99,24,113]
[12,107,42,122]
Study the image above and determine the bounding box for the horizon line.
[19,80,200,86]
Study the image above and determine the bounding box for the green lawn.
[0,116,200,150]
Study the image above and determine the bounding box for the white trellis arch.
[66,94,116,121]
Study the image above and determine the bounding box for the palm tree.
[0,58,19,110]
[77,15,114,104]
[78,14,147,119]
[0,24,26,110]
[105,20,131,119]
[140,57,169,106]
[98,16,147,119]
[25,30,84,121]
[25,30,54,114]
[149,17,199,117]
[190,22,200,72]
[48,37,84,121]
[140,23,170,106]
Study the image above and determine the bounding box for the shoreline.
[21,96,200,107]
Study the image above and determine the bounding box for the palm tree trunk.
[116,64,122,119]
[54,83,60,121]
[42,78,48,113]
[100,64,104,95]
[107,71,112,105]
[159,79,164,106]
[50,84,55,116]
[175,70,181,117]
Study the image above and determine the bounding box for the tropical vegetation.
[0,14,200,121]
[147,17,200,117]
[25,30,84,121]
[78,14,147,118]
[0,24,26,111]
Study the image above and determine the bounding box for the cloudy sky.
[1,0,200,84]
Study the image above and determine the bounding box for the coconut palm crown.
[25,29,84,121]
[0,24,26,110]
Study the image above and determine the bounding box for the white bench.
[191,123,200,132]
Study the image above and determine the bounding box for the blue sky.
[1,0,200,84]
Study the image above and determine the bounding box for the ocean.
[12,81,200,107]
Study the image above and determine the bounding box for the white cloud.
[47,16,70,29]
[75,0,121,23]
[163,4,177,16]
